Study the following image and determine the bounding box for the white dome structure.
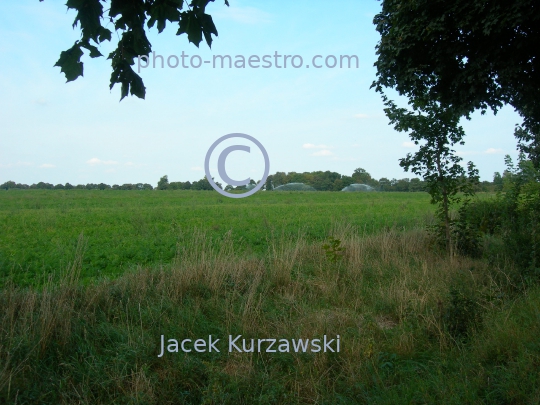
[341,183,376,192]
[273,183,316,191]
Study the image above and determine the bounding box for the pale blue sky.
[0,0,522,186]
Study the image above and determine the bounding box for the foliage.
[498,155,540,276]
[43,0,228,100]
[322,236,345,262]
[455,154,540,278]
[191,176,221,190]
[156,175,220,190]
[451,200,484,257]
[373,0,540,166]
[169,180,192,190]
[112,183,153,190]
[7,167,502,193]
[352,168,376,187]
[384,99,479,254]
[265,176,273,191]
[157,175,169,190]
[442,288,481,341]
[0,181,154,190]
[265,169,428,192]
[493,172,504,191]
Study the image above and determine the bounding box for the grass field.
[1,190,538,404]
[0,190,434,286]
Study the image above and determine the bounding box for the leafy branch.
[42,0,228,100]
[322,236,345,263]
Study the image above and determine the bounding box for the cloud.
[39,163,56,168]
[86,158,119,165]
[402,141,416,148]
[303,143,331,149]
[354,113,369,119]
[311,150,334,157]
[485,148,503,154]
[190,166,203,171]
[33,98,47,106]
[124,162,135,166]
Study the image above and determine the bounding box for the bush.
[454,156,540,281]
[451,198,504,257]
[442,288,481,341]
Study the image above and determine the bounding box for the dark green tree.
[378,177,390,191]
[191,177,221,190]
[341,175,354,188]
[332,178,344,191]
[409,178,424,192]
[265,176,273,191]
[157,175,169,190]
[35,182,54,189]
[271,172,288,188]
[394,178,410,192]
[0,181,17,190]
[373,0,540,167]
[493,172,504,192]
[169,181,191,190]
[44,0,228,100]
[352,168,371,184]
[134,183,153,190]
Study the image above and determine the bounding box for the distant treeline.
[1,168,503,192]
[0,176,216,191]
[267,168,499,192]
[0,181,154,191]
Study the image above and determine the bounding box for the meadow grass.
[1,190,537,404]
[0,190,433,286]
[0,225,538,404]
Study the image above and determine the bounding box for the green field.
[2,190,538,404]
[0,189,434,286]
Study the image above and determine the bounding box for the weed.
[322,236,345,262]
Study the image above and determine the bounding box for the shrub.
[454,155,540,281]
[442,288,481,341]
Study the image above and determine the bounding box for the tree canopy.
[44,0,227,100]
[373,0,540,165]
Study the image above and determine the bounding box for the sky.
[0,0,524,187]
